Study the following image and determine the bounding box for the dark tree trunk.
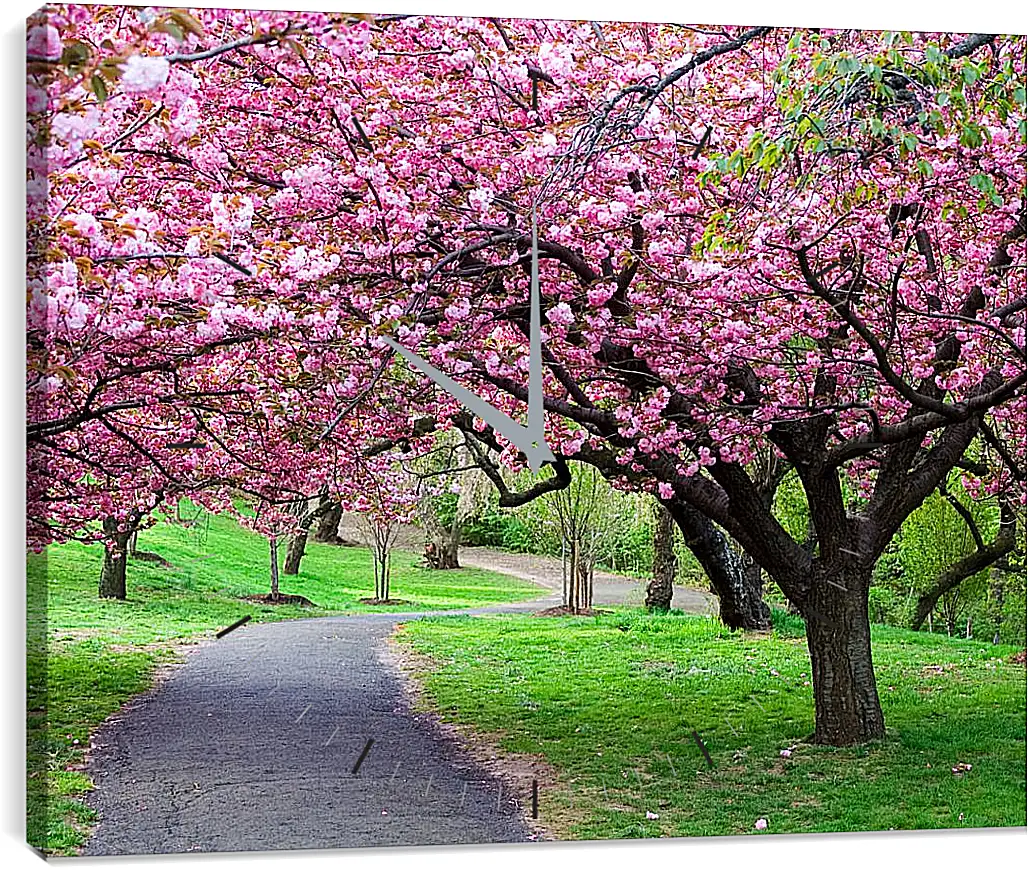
[283,496,333,576]
[99,516,132,599]
[741,550,772,612]
[376,550,391,600]
[283,529,308,576]
[669,502,771,630]
[313,502,342,543]
[646,502,677,611]
[801,566,885,746]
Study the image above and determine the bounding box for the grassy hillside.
[396,609,1027,839]
[27,510,542,854]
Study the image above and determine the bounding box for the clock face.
[384,207,556,472]
[25,3,1027,863]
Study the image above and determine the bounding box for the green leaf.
[90,74,108,103]
[960,124,983,148]
[154,18,185,41]
[60,41,91,69]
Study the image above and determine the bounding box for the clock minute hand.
[526,206,550,465]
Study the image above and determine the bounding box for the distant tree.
[358,515,399,602]
[907,487,1018,632]
[547,465,617,613]
[354,461,419,603]
[413,432,492,569]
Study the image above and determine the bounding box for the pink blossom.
[547,302,574,327]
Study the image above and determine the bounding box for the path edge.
[384,624,571,843]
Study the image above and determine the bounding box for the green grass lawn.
[27,510,542,854]
[396,608,1027,839]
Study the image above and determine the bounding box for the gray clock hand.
[526,206,550,464]
[382,205,556,472]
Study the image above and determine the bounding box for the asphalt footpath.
[83,611,531,855]
[82,559,714,856]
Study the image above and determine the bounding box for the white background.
[2,2,1026,868]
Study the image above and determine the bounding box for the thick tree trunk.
[669,502,771,630]
[283,496,333,576]
[99,517,131,599]
[313,502,342,543]
[646,502,677,611]
[283,529,308,576]
[802,568,885,746]
[432,537,460,569]
[420,498,461,569]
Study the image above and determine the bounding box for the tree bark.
[432,537,460,569]
[801,567,885,745]
[283,528,308,576]
[646,502,677,611]
[283,496,333,575]
[99,516,132,599]
[420,499,461,569]
[313,502,342,543]
[669,502,771,630]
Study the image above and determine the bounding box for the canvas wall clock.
[25,3,1027,858]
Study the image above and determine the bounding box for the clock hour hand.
[382,205,556,473]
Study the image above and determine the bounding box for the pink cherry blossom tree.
[28,9,1025,745]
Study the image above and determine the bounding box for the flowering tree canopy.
[28,7,1025,744]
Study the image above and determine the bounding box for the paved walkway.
[457,545,716,614]
[83,547,714,855]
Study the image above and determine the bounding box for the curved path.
[83,550,713,856]
[458,545,716,614]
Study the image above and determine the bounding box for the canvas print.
[26,4,1027,857]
